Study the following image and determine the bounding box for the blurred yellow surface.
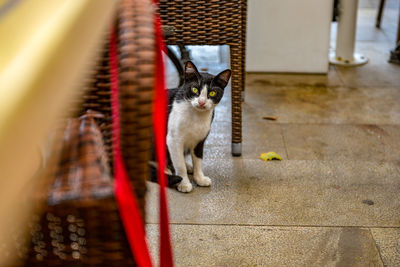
[0,0,118,265]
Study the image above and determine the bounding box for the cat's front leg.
[192,139,211,187]
[167,137,193,193]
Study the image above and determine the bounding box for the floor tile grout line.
[245,82,400,90]
[279,123,290,160]
[146,222,400,229]
[247,122,400,127]
[211,118,400,127]
[211,121,400,127]
[331,65,347,87]
[369,228,387,267]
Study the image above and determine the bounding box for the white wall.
[246,0,333,73]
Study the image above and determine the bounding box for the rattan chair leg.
[241,0,248,102]
[230,45,242,156]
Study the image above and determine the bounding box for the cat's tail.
[149,161,182,188]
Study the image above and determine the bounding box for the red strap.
[110,27,153,267]
[153,10,174,267]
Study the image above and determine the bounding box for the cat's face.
[182,61,231,112]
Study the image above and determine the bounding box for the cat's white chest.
[168,101,212,149]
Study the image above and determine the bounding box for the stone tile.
[203,145,288,162]
[351,3,399,43]
[371,228,400,267]
[158,27,400,267]
[146,159,244,224]
[240,102,273,123]
[205,120,287,160]
[204,122,231,146]
[243,83,400,124]
[213,96,232,122]
[381,19,400,44]
[282,124,400,160]
[146,224,383,267]
[246,65,343,87]
[385,0,400,9]
[336,42,400,88]
[146,160,400,227]
[360,0,400,9]
[355,9,393,42]
[359,0,377,9]
[359,0,400,8]
[207,121,284,147]
[242,95,280,123]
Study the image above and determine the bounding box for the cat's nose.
[198,100,206,107]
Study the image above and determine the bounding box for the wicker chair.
[158,0,248,156]
[5,0,155,265]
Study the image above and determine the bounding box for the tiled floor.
[147,1,400,266]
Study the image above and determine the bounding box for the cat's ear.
[184,61,200,78]
[214,69,231,88]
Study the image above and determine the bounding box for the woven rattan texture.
[23,200,134,266]
[118,0,155,217]
[159,0,243,45]
[158,0,247,144]
[17,114,134,266]
[75,0,155,217]
[82,45,114,166]
[48,114,114,205]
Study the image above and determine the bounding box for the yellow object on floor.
[260,152,282,161]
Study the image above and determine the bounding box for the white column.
[330,0,368,66]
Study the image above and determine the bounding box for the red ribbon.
[153,11,174,267]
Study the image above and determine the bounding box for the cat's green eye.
[192,87,198,93]
[209,91,216,97]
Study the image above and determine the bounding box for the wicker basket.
[158,0,247,155]
[4,0,156,265]
[22,112,135,266]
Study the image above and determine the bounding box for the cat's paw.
[177,181,193,193]
[195,176,211,187]
[186,162,193,174]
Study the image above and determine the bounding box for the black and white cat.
[151,61,231,193]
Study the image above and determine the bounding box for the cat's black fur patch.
[194,137,207,159]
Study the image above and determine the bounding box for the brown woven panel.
[6,201,134,267]
[118,0,155,217]
[159,0,246,45]
[78,40,114,169]
[23,200,134,266]
[48,113,113,204]
[158,0,247,145]
[73,0,156,216]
